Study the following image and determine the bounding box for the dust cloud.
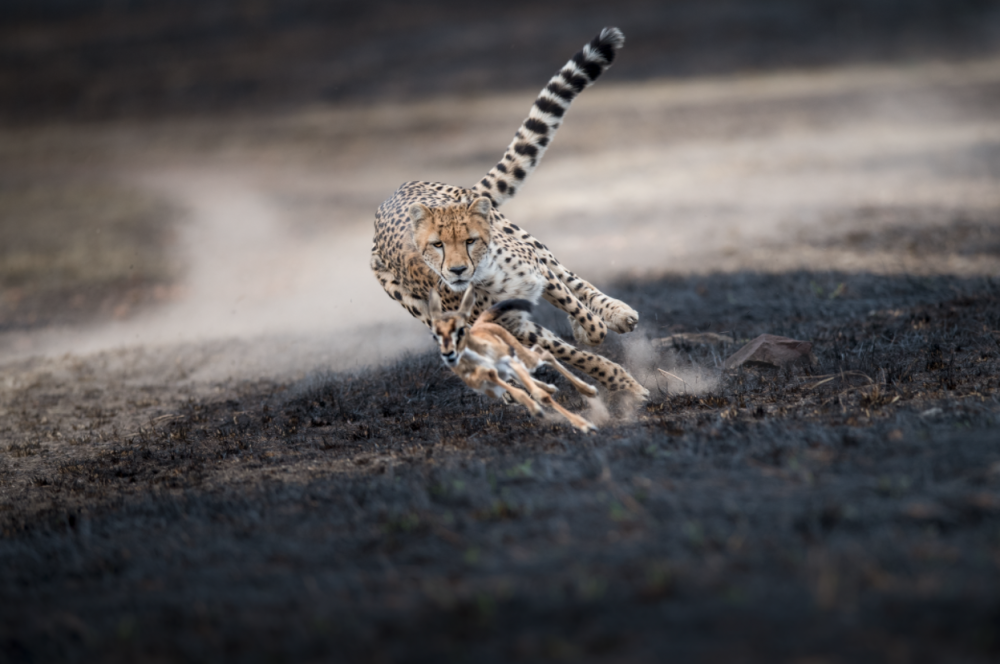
[623,334,720,397]
[2,56,998,387]
[1,169,431,381]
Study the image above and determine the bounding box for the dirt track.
[2,2,1000,662]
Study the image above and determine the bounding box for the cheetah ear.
[409,203,432,230]
[458,287,477,319]
[427,288,443,318]
[468,197,492,219]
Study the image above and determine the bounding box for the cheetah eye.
[466,238,476,245]
[432,242,443,249]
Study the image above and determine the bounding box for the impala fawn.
[426,287,598,433]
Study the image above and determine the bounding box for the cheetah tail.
[471,27,625,208]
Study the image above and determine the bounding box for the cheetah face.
[411,197,492,292]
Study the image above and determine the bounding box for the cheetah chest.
[472,240,546,304]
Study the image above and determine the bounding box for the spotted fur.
[370,28,648,399]
[472,27,625,207]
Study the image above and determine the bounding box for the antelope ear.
[409,203,432,230]
[458,287,477,318]
[468,197,492,219]
[427,288,443,318]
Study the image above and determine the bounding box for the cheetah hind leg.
[570,317,597,348]
[529,346,598,398]
[497,312,650,401]
[544,331,649,401]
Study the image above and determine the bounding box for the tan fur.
[428,289,598,433]
[411,198,492,291]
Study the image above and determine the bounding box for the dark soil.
[2,268,999,663]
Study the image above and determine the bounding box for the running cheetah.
[371,27,648,398]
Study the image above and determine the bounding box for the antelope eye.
[432,242,443,249]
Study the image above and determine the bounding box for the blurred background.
[1,0,998,377]
[2,0,998,120]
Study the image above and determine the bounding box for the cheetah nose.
[449,266,468,276]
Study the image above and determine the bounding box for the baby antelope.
[427,287,599,433]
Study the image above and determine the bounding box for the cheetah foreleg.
[370,252,435,324]
[546,261,639,335]
[541,270,608,346]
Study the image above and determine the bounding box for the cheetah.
[371,27,648,399]
[427,287,598,433]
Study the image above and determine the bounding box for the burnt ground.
[2,1,1000,662]
[1,267,999,663]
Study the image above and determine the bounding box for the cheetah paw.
[616,375,650,402]
[570,316,607,347]
[603,300,640,334]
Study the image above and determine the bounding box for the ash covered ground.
[2,1,1000,662]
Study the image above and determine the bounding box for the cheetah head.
[411,197,492,292]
